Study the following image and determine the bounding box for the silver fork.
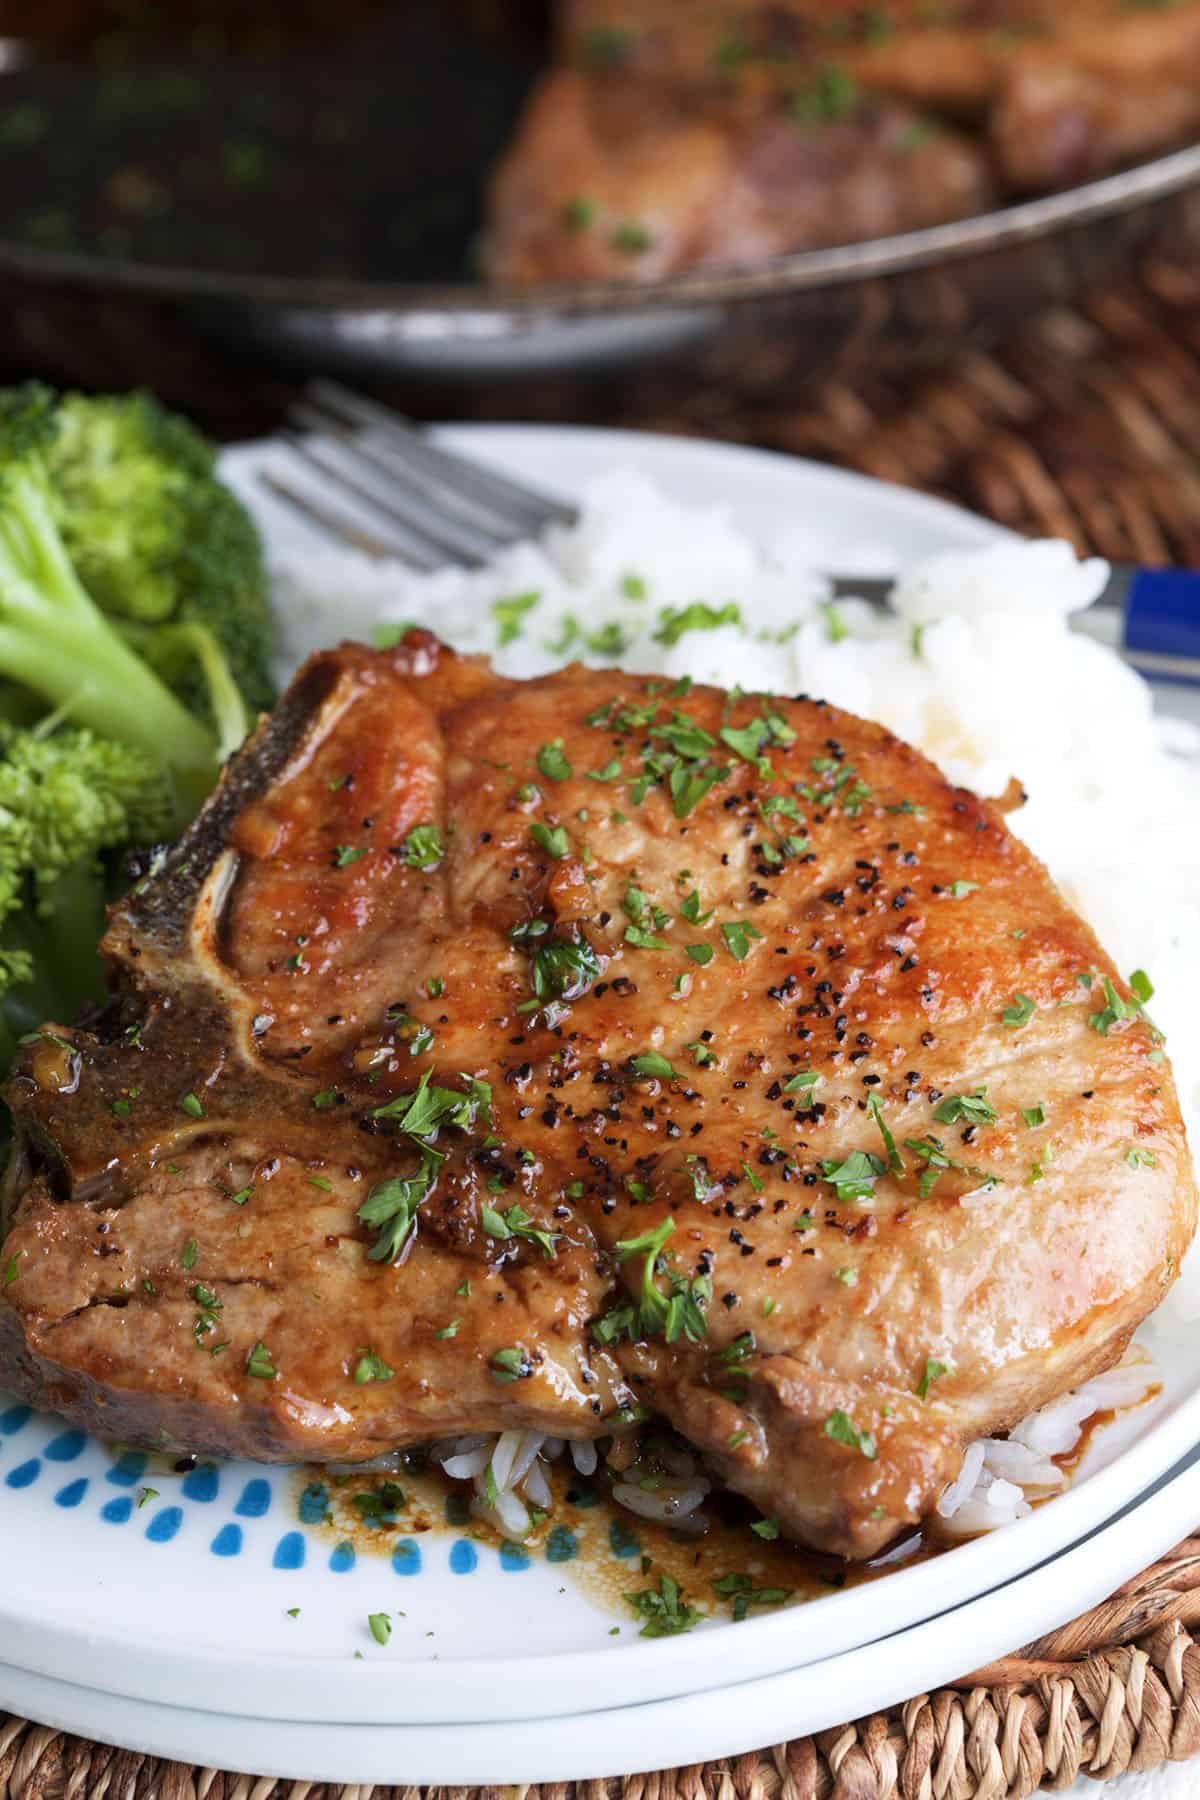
[261,380,576,571]
[261,381,1200,684]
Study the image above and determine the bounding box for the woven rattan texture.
[4,1537,1200,1798]
[2,249,1200,1800]
[613,248,1200,571]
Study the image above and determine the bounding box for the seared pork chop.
[1,637,1193,1558]
[484,69,991,285]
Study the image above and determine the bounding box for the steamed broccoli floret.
[0,720,176,1065]
[45,388,276,720]
[0,383,234,823]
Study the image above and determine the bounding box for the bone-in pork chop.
[1,637,1193,1558]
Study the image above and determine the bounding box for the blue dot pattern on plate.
[182,1464,220,1504]
[546,1525,578,1564]
[449,1539,478,1575]
[0,1392,641,1588]
[146,1506,183,1544]
[273,1531,306,1572]
[235,1478,272,1519]
[44,1429,86,1462]
[107,1451,147,1488]
[392,1539,421,1576]
[298,1482,329,1526]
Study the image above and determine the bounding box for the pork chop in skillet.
[0,635,1193,1559]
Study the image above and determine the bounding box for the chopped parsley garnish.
[865,1093,904,1173]
[358,1161,442,1264]
[492,590,539,645]
[361,1070,492,1262]
[529,821,570,859]
[353,1349,396,1385]
[1088,971,1158,1039]
[668,762,726,818]
[181,1237,198,1270]
[932,1090,997,1126]
[820,1149,886,1203]
[490,1346,532,1382]
[946,880,978,899]
[712,1572,793,1621]
[1,1252,22,1287]
[1021,1103,1047,1128]
[903,1135,998,1199]
[536,739,573,782]
[625,926,672,951]
[246,1341,277,1380]
[680,888,713,924]
[1125,1146,1158,1169]
[611,220,653,255]
[480,1202,560,1260]
[631,1051,676,1081]
[180,1091,204,1119]
[784,1071,819,1095]
[823,1408,877,1459]
[790,63,858,125]
[685,943,714,966]
[333,845,368,868]
[624,1574,699,1637]
[587,757,623,782]
[312,1087,342,1111]
[563,195,595,232]
[750,1518,780,1540]
[352,1481,406,1522]
[512,923,600,1006]
[720,921,763,960]
[820,601,848,644]
[916,1357,951,1399]
[653,601,741,646]
[594,1215,710,1348]
[1001,993,1036,1029]
[621,572,647,600]
[402,823,444,870]
[368,1613,392,1646]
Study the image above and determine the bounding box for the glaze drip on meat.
[0,635,1193,1559]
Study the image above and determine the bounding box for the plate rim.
[3,1447,1198,1784]
[1,423,1193,1732]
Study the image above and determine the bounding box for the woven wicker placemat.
[3,1531,1200,1798]
[1,249,1200,1800]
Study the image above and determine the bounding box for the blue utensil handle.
[1123,568,1200,663]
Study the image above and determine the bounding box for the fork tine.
[256,469,442,570]
[282,430,495,568]
[308,379,578,533]
[290,399,516,550]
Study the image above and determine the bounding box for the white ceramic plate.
[2,1445,1197,1786]
[1,428,1196,1738]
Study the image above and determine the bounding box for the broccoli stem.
[0,466,218,822]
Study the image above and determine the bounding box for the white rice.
[267,469,1197,1536]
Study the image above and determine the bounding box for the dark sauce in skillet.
[0,2,545,281]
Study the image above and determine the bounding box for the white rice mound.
[268,469,1199,1537]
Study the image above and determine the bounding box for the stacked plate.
[2,430,1198,1785]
